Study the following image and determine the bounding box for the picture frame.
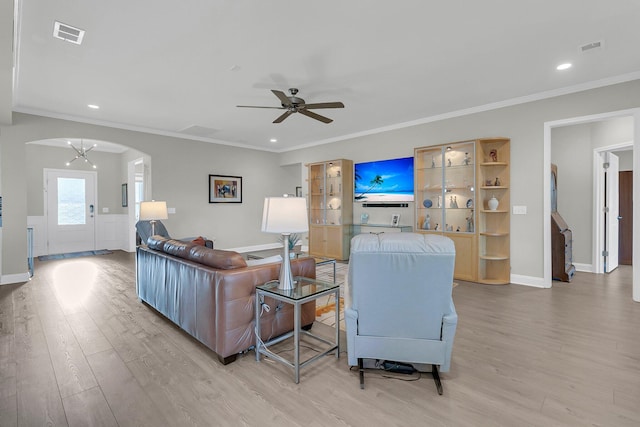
[391,213,400,227]
[295,186,302,197]
[209,174,242,203]
[121,184,128,207]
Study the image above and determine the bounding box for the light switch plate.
[102,207,109,213]
[512,205,527,215]
[168,207,176,214]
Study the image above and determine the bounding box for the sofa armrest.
[440,300,458,372]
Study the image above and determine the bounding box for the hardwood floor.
[1,251,639,426]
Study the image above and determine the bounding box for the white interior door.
[46,169,97,254]
[605,153,620,272]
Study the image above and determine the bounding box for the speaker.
[362,203,409,208]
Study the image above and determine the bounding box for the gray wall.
[2,79,640,279]
[551,117,634,266]
[281,79,640,279]
[26,144,126,216]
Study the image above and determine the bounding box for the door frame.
[544,107,639,303]
[43,168,98,255]
[593,143,630,273]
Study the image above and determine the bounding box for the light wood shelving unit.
[415,137,510,284]
[477,138,510,284]
[307,159,353,260]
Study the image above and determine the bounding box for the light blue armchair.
[345,232,457,394]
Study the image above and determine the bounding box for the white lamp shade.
[261,197,308,234]
[139,201,168,220]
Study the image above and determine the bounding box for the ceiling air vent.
[580,40,604,53]
[53,21,85,45]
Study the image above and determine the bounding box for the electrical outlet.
[512,205,527,215]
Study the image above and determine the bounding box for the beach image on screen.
[354,157,414,202]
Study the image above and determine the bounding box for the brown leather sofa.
[136,236,316,364]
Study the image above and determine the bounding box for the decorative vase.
[422,199,432,208]
[488,196,499,211]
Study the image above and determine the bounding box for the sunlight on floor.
[52,260,98,309]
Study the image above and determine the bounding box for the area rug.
[38,249,113,261]
[315,261,347,330]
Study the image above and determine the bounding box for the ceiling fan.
[237,88,344,124]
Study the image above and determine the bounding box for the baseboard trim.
[574,263,593,273]
[1,272,30,285]
[510,274,550,288]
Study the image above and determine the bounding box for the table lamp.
[261,195,309,290]
[139,200,168,236]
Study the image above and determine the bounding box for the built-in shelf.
[480,232,508,237]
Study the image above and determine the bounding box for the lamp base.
[277,234,295,290]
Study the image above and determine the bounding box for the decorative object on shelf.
[488,196,499,211]
[337,170,341,177]
[391,213,400,227]
[437,195,442,208]
[140,200,168,236]
[434,223,440,231]
[65,139,98,169]
[466,211,474,232]
[463,152,471,166]
[209,174,242,203]
[330,184,334,195]
[456,226,461,232]
[423,199,433,208]
[423,214,431,230]
[447,158,452,167]
[360,213,369,224]
[449,196,458,208]
[431,156,435,168]
[490,149,498,162]
[494,177,501,186]
[486,179,493,186]
[466,198,473,208]
[261,195,309,290]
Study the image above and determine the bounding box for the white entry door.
[604,153,620,273]
[46,169,97,254]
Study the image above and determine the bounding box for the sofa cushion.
[188,245,247,270]
[162,239,196,260]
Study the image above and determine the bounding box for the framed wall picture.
[209,174,242,203]
[391,213,400,227]
[121,184,128,207]
[295,186,302,197]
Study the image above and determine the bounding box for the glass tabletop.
[257,276,338,300]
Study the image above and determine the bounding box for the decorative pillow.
[192,236,206,246]
[245,255,283,267]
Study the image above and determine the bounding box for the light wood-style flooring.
[1,251,639,426]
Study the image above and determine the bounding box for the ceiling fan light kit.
[237,88,344,124]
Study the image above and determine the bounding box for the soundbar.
[362,203,409,208]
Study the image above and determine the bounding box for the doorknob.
[617,216,623,220]
[89,204,94,217]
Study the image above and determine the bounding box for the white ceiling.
[11,1,640,152]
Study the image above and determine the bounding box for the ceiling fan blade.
[237,105,285,109]
[298,109,333,124]
[273,110,294,123]
[271,90,292,107]
[302,102,345,109]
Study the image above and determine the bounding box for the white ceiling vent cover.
[580,40,604,53]
[53,21,85,45]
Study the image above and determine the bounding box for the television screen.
[354,157,414,202]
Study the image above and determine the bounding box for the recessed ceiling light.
[270,138,277,143]
[556,63,572,71]
[88,104,100,109]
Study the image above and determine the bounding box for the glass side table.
[255,276,340,383]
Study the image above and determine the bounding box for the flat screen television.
[354,156,414,202]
